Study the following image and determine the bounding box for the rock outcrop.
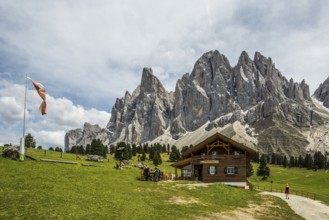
[106,67,172,144]
[64,122,109,152]
[65,50,329,157]
[314,77,329,108]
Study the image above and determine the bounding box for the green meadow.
[0,147,319,219]
[249,163,329,205]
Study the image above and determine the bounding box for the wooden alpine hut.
[171,132,256,187]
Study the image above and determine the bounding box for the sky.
[1,0,329,149]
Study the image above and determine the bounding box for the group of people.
[142,166,162,182]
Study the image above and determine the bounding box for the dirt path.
[262,192,329,220]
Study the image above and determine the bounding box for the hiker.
[285,183,290,199]
[143,166,150,181]
[115,162,119,169]
[149,168,155,181]
[154,168,161,182]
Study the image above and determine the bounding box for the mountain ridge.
[65,50,329,157]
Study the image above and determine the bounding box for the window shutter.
[208,166,210,174]
[224,167,227,174]
[215,166,218,174]
[235,167,238,174]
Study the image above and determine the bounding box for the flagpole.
[19,74,28,161]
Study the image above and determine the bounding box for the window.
[183,169,192,177]
[224,167,238,174]
[182,165,192,177]
[233,151,240,155]
[208,166,217,175]
[227,167,235,174]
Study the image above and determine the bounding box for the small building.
[171,132,256,187]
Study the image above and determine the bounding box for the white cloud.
[28,129,66,149]
[0,96,24,127]
[1,0,329,146]
[0,79,110,148]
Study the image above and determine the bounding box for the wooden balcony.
[191,154,246,163]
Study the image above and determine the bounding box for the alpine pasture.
[0,147,320,219]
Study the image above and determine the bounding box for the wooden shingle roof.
[182,132,256,157]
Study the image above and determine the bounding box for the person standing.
[285,183,290,199]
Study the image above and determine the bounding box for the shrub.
[2,147,19,159]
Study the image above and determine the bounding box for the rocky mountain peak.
[191,50,232,89]
[314,76,329,107]
[238,51,252,66]
[140,67,166,95]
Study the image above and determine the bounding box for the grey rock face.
[64,128,82,152]
[314,77,329,108]
[64,123,109,152]
[172,50,315,131]
[106,67,172,144]
[65,50,328,157]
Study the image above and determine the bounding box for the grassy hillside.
[248,163,329,205]
[0,147,303,219]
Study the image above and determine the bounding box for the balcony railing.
[191,154,246,162]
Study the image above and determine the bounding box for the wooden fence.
[253,185,329,203]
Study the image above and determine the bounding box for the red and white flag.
[27,77,46,115]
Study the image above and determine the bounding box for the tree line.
[70,141,191,166]
[24,133,63,152]
[70,139,108,158]
[253,151,329,171]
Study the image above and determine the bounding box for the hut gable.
[171,132,256,185]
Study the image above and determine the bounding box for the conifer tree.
[153,151,162,166]
[90,139,106,158]
[25,133,36,148]
[181,146,189,154]
[313,151,325,169]
[157,151,162,164]
[115,142,126,160]
[304,154,313,169]
[141,150,146,162]
[246,160,254,177]
[253,152,260,163]
[132,144,137,156]
[126,144,132,159]
[55,146,63,152]
[162,144,166,153]
[109,144,115,155]
[283,155,288,168]
[289,156,295,167]
[271,153,277,164]
[257,154,270,177]
[298,155,303,167]
[169,145,181,162]
[143,143,149,153]
[136,145,142,154]
[149,146,155,160]
[85,144,91,154]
